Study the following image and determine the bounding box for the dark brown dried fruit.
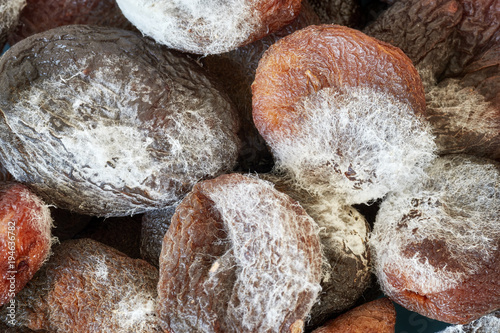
[370,154,500,324]
[157,173,323,332]
[364,0,500,160]
[307,0,362,27]
[202,2,320,172]
[252,24,436,205]
[0,182,52,306]
[0,0,25,49]
[0,25,240,217]
[311,298,396,333]
[140,205,176,267]
[75,215,142,259]
[116,0,303,54]
[8,0,134,45]
[260,173,371,327]
[1,238,161,332]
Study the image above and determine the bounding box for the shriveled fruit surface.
[307,0,362,27]
[0,182,52,306]
[364,0,500,160]
[253,24,436,205]
[0,0,25,48]
[202,2,320,173]
[0,25,240,217]
[115,0,302,55]
[312,298,396,333]
[157,173,323,333]
[140,205,176,267]
[439,310,500,333]
[370,155,500,324]
[260,173,371,327]
[1,238,161,332]
[8,0,134,45]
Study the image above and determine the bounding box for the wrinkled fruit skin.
[158,173,323,333]
[364,0,500,160]
[0,0,25,49]
[311,298,396,333]
[252,24,426,144]
[0,25,240,217]
[370,155,500,324]
[0,238,161,332]
[0,182,52,306]
[8,0,134,45]
[202,2,321,173]
[116,0,303,55]
[140,206,176,267]
[307,0,362,27]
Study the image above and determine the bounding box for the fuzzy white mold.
[2,49,239,216]
[205,175,323,332]
[272,86,437,205]
[115,0,263,54]
[0,0,25,42]
[370,155,499,296]
[439,311,500,333]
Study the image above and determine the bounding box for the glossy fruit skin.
[252,24,426,145]
[0,25,240,217]
[8,0,134,45]
[364,0,500,160]
[0,182,52,306]
[157,173,323,333]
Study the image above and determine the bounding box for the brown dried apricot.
[116,0,303,54]
[260,173,371,327]
[157,173,323,332]
[311,298,396,333]
[308,0,362,27]
[8,0,134,45]
[0,25,240,217]
[0,182,52,307]
[370,154,500,324]
[0,0,24,49]
[252,24,436,204]
[140,206,176,267]
[1,238,161,332]
[364,0,500,160]
[202,2,320,172]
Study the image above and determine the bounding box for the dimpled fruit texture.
[0,182,53,306]
[0,25,240,217]
[8,0,134,45]
[115,0,302,55]
[253,25,436,205]
[370,155,500,324]
[0,0,25,48]
[1,238,161,332]
[158,173,323,333]
[364,0,500,160]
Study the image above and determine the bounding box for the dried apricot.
[308,0,362,27]
[0,25,240,217]
[202,2,320,172]
[364,0,500,160]
[157,173,323,332]
[1,238,161,332]
[0,182,52,306]
[0,0,24,49]
[252,24,436,204]
[260,173,371,327]
[311,298,396,333]
[370,154,500,324]
[140,206,176,267]
[8,0,134,45]
[116,0,303,54]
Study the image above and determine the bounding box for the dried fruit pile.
[0,0,498,332]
